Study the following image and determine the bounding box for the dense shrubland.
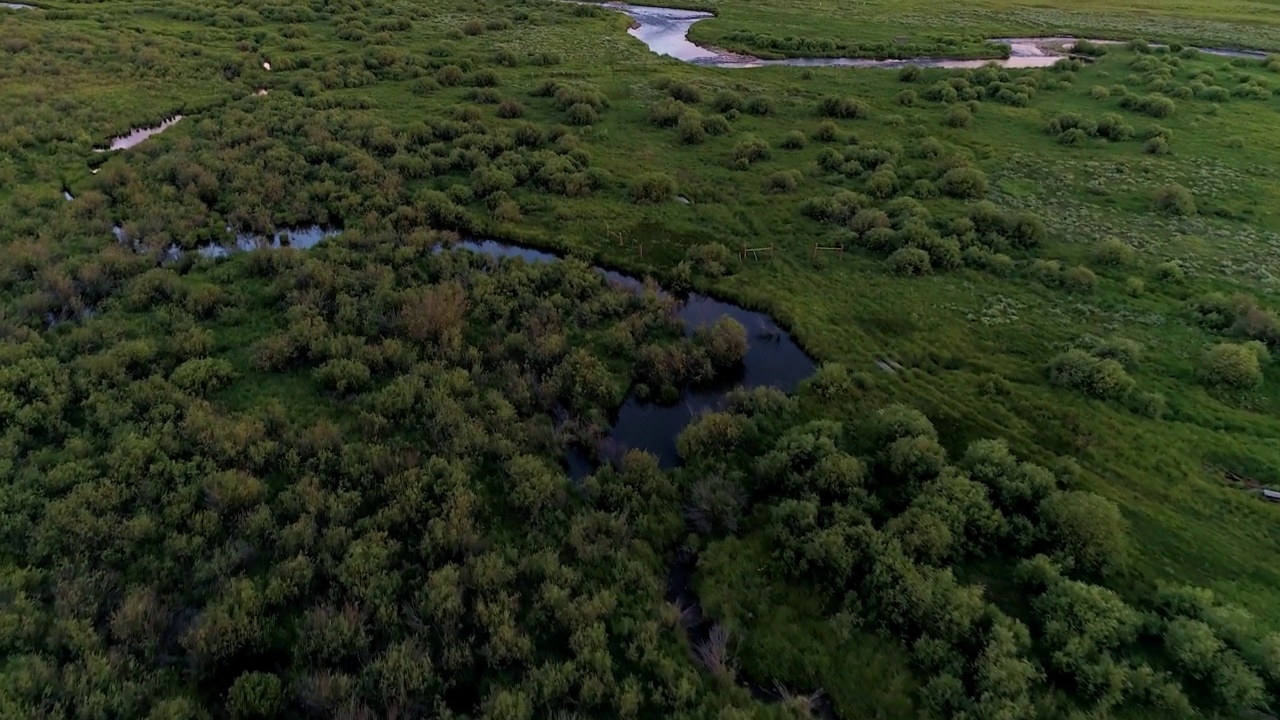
[678,397,1280,719]
[5,0,1280,716]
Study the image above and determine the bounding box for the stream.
[432,239,816,479]
[592,1,1270,68]
[94,116,184,152]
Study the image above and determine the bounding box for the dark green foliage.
[818,96,870,119]
[1046,349,1134,399]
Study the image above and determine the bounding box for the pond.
[94,115,183,152]
[594,1,1270,68]
[435,239,816,478]
[1,3,36,8]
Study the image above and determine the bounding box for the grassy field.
[6,0,1280,714]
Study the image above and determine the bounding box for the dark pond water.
[594,1,1273,68]
[437,239,816,476]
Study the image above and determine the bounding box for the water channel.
[94,116,184,152]
[593,1,1270,68]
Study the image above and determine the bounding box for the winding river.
[435,239,815,481]
[593,1,1270,68]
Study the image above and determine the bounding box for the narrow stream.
[94,116,184,152]
[591,1,1271,68]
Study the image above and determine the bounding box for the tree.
[1038,491,1129,577]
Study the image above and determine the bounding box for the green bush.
[898,89,918,106]
[565,103,599,126]
[1199,342,1266,389]
[496,99,524,118]
[745,95,775,115]
[763,170,802,194]
[899,65,922,82]
[712,91,743,113]
[938,167,989,199]
[1046,349,1134,400]
[629,173,676,203]
[1062,265,1098,293]
[813,120,840,142]
[665,79,702,103]
[1091,237,1136,266]
[731,136,772,168]
[944,106,972,128]
[818,96,869,119]
[676,111,707,144]
[888,247,932,276]
[1154,184,1196,216]
[228,672,285,719]
[1155,260,1186,283]
[780,130,807,149]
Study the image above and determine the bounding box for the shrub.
[676,112,708,144]
[944,106,972,128]
[665,80,702,103]
[1154,184,1195,215]
[1195,85,1230,102]
[745,95,775,115]
[1058,128,1089,146]
[436,64,464,86]
[1155,260,1186,283]
[1128,391,1167,419]
[1199,342,1265,388]
[1090,85,1111,100]
[732,137,771,169]
[686,243,735,277]
[1124,276,1145,296]
[703,114,730,136]
[468,69,501,88]
[1062,265,1098,293]
[496,99,524,118]
[1120,93,1176,117]
[898,89,918,106]
[818,96,869,119]
[780,131,807,149]
[938,167,989,199]
[1095,113,1134,141]
[1144,136,1170,154]
[1075,39,1108,57]
[888,247,932,276]
[1090,237,1135,266]
[649,98,685,127]
[565,103,599,125]
[228,672,285,719]
[899,65,922,82]
[865,170,898,199]
[1038,491,1129,577]
[813,120,840,142]
[629,173,676,203]
[1046,349,1134,399]
[712,91,743,113]
[763,170,801,194]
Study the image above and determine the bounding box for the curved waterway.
[432,240,816,478]
[591,1,1270,68]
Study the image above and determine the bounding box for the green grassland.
[6,0,1280,716]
